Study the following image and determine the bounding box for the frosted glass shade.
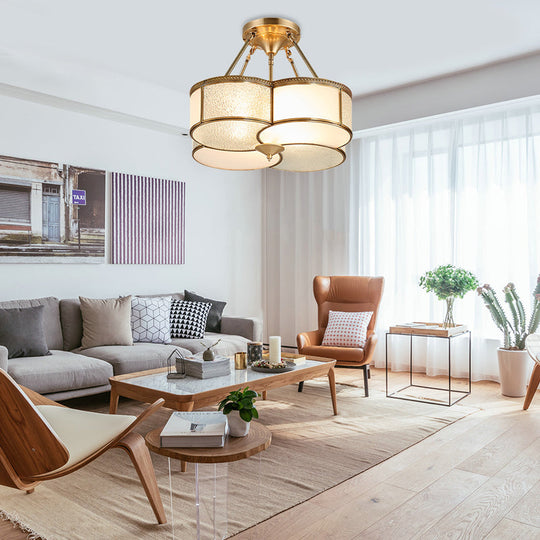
[273,144,345,172]
[258,79,352,148]
[190,76,271,151]
[193,145,281,170]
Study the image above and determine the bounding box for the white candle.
[269,336,281,365]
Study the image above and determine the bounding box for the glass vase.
[443,297,455,328]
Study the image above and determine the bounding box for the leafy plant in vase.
[477,277,540,397]
[419,265,479,328]
[218,387,259,437]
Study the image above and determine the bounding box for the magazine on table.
[160,411,228,448]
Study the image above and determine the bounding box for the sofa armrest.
[220,317,263,342]
[0,345,8,372]
[297,330,323,351]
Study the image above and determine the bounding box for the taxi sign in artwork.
[72,189,86,205]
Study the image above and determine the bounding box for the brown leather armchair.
[297,275,384,397]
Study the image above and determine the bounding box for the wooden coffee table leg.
[109,387,119,414]
[262,391,267,400]
[181,461,187,472]
[328,367,338,415]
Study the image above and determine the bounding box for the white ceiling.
[1,0,540,98]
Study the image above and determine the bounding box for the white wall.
[0,91,263,318]
[352,52,540,130]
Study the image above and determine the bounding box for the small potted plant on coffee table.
[419,264,479,328]
[218,387,259,437]
[477,277,540,397]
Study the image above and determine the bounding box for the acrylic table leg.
[168,458,175,540]
[328,367,338,415]
[196,462,200,540]
[109,388,119,414]
[195,462,228,539]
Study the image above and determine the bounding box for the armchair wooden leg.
[362,365,369,398]
[298,381,304,392]
[115,432,167,524]
[523,363,540,411]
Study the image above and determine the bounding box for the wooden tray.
[389,322,468,337]
[262,352,306,364]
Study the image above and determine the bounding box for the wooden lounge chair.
[0,369,166,524]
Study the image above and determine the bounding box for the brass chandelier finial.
[190,17,352,172]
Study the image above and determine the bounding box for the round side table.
[146,422,271,540]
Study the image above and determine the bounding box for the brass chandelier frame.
[190,17,352,170]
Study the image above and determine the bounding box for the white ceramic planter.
[497,348,534,397]
[227,411,250,437]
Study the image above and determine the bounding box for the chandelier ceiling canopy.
[189,17,352,172]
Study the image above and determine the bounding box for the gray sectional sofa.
[0,295,262,401]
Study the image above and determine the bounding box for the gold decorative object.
[234,352,247,370]
[190,17,352,172]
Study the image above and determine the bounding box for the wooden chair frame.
[0,372,166,524]
[523,334,540,410]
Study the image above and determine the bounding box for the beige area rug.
[0,380,476,540]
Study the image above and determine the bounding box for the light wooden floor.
[1,368,538,540]
[233,368,540,540]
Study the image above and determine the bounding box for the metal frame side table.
[385,327,471,407]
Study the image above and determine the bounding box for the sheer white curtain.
[264,97,540,381]
[354,98,540,381]
[263,166,358,347]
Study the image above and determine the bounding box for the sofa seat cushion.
[8,351,113,395]
[78,343,192,375]
[170,333,249,356]
[298,344,365,364]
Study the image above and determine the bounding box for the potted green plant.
[419,265,479,328]
[218,387,259,437]
[477,277,540,397]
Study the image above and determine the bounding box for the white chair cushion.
[37,405,136,471]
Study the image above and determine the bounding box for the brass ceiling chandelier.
[189,17,352,172]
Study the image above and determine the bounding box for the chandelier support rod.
[268,53,275,81]
[285,48,299,77]
[288,34,318,78]
[239,46,256,76]
[225,33,254,76]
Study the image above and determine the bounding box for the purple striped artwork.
[111,173,185,264]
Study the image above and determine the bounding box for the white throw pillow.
[321,310,373,348]
[131,296,172,344]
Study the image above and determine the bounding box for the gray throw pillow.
[79,296,134,349]
[184,290,226,333]
[0,305,49,358]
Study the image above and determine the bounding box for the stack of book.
[183,354,231,379]
[160,411,228,448]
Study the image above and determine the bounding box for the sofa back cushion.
[60,293,184,350]
[0,297,63,350]
[60,298,84,350]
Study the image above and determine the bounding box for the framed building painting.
[0,155,105,262]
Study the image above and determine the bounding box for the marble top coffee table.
[109,356,337,415]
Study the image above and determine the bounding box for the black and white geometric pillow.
[131,296,172,344]
[170,300,212,339]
